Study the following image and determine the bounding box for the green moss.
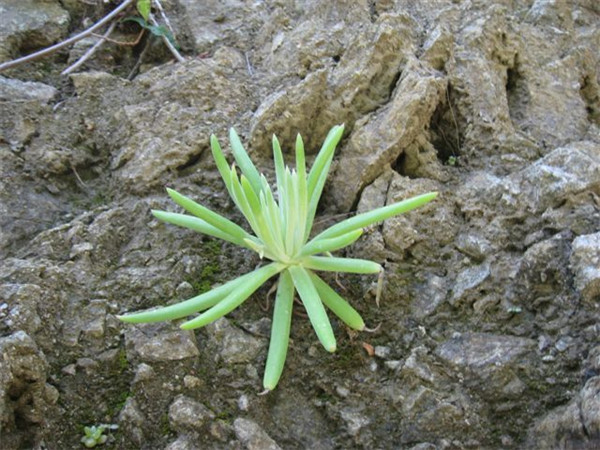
[187,244,222,294]
[105,390,131,419]
[160,413,171,436]
[117,347,129,373]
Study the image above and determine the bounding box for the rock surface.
[0,0,70,62]
[234,418,282,450]
[0,0,599,449]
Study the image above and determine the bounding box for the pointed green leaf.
[152,210,250,248]
[288,265,336,352]
[228,168,260,234]
[313,192,438,241]
[295,133,306,183]
[263,269,295,390]
[309,272,365,330]
[210,134,235,196]
[307,124,344,198]
[136,0,151,21]
[304,126,343,240]
[229,128,262,194]
[301,256,382,274]
[118,270,251,323]
[180,263,284,329]
[165,188,252,243]
[272,134,286,205]
[300,229,363,257]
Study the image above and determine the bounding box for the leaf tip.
[165,187,179,198]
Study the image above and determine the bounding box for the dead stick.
[0,0,134,72]
[61,21,117,76]
[148,13,185,63]
[153,0,176,36]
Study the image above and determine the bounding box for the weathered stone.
[233,418,281,450]
[436,332,535,400]
[449,263,490,306]
[410,274,447,319]
[249,69,329,156]
[436,332,534,370]
[177,0,264,54]
[525,393,594,449]
[206,318,263,365]
[118,397,146,448]
[0,0,70,62]
[132,363,155,384]
[0,76,58,103]
[1,0,599,448]
[165,434,201,450]
[1,283,42,335]
[516,142,600,214]
[331,62,446,211]
[125,323,199,362]
[339,407,371,436]
[581,376,600,437]
[256,1,371,80]
[401,346,435,384]
[0,331,57,450]
[168,395,215,432]
[570,232,600,303]
[455,233,492,262]
[420,24,454,71]
[381,175,449,259]
[400,386,469,444]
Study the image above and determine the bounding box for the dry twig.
[148,12,185,63]
[61,21,118,76]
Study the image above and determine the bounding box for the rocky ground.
[0,0,599,449]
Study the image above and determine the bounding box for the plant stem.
[148,13,185,63]
[61,21,117,76]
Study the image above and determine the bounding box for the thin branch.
[0,0,134,72]
[127,37,151,80]
[148,13,185,63]
[153,0,176,36]
[90,28,144,47]
[61,21,117,76]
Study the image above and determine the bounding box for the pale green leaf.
[152,210,250,248]
[288,265,336,352]
[165,188,252,243]
[180,263,284,329]
[301,256,382,274]
[300,229,363,256]
[313,192,438,241]
[263,269,294,390]
[309,272,365,330]
[229,128,262,194]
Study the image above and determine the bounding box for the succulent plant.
[81,425,107,448]
[118,125,437,390]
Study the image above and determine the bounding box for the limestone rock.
[571,232,600,303]
[125,323,200,362]
[207,318,263,365]
[168,395,215,433]
[0,76,58,103]
[0,331,57,450]
[0,0,70,62]
[234,418,281,450]
[436,332,535,400]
